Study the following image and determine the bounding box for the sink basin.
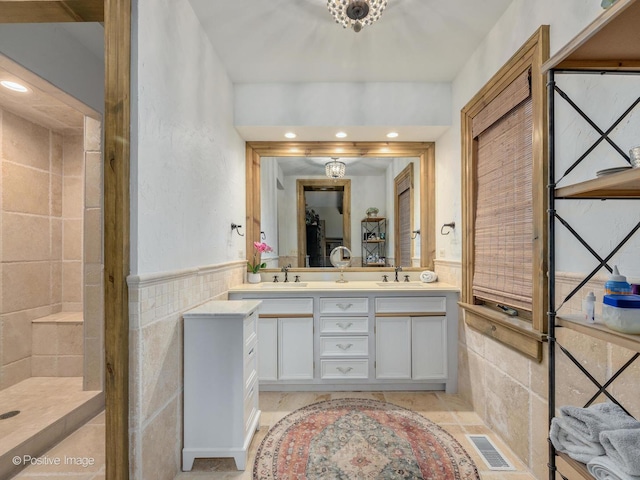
[256,282,308,288]
[376,282,424,287]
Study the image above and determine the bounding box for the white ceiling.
[188,0,514,83]
[0,1,515,141]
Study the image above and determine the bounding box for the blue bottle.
[604,266,632,295]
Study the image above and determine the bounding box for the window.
[460,26,549,361]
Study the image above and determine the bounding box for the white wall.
[235,82,451,128]
[131,0,246,275]
[0,24,104,114]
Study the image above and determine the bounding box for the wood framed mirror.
[246,141,435,271]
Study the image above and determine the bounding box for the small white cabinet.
[182,300,261,471]
[375,316,411,379]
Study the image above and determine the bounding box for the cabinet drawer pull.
[336,366,353,374]
[336,322,353,330]
[248,347,255,357]
[336,343,353,351]
[337,303,353,311]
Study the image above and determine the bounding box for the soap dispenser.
[604,266,632,295]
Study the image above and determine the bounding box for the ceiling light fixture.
[386,132,399,138]
[327,0,388,33]
[335,131,347,138]
[0,80,28,93]
[325,157,346,179]
[284,132,297,139]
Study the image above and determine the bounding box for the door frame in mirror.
[246,141,435,270]
[297,178,351,267]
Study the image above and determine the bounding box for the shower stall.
[0,57,105,478]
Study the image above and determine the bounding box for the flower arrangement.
[248,241,273,273]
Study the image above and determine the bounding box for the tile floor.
[10,391,537,479]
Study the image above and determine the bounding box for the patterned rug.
[253,398,480,479]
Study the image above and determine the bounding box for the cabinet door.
[412,316,447,380]
[258,317,278,381]
[278,317,314,380]
[375,316,411,379]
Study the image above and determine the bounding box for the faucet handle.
[273,275,279,283]
[404,274,410,282]
[295,275,300,283]
[382,274,388,282]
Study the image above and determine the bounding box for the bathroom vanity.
[228,281,459,393]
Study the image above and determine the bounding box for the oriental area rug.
[253,398,480,479]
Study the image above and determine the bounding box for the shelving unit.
[361,217,387,266]
[545,1,640,479]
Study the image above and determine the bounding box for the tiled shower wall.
[0,109,103,389]
[128,262,245,480]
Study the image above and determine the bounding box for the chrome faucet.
[394,265,402,282]
[281,264,291,283]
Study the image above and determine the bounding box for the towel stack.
[549,403,640,479]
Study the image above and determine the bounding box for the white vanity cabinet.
[319,297,370,381]
[253,298,314,383]
[182,300,261,472]
[229,286,458,393]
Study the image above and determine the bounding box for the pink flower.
[248,242,273,273]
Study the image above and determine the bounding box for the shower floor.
[0,377,103,479]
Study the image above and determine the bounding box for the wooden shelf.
[555,167,640,198]
[556,314,640,353]
[362,217,386,222]
[557,452,593,479]
[543,0,640,73]
[363,239,385,243]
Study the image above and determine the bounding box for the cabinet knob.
[337,343,353,351]
[336,366,353,374]
[336,322,353,330]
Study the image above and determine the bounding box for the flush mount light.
[386,132,399,138]
[335,132,347,138]
[0,80,28,93]
[284,132,297,139]
[325,157,346,179]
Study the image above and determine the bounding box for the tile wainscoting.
[127,260,245,480]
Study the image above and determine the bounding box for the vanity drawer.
[320,297,368,314]
[244,375,258,435]
[320,359,369,379]
[375,296,446,314]
[244,336,257,390]
[320,316,368,334]
[243,309,258,344]
[320,336,368,357]
[257,298,314,315]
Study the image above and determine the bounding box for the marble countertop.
[183,299,262,317]
[228,280,459,293]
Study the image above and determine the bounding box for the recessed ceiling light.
[1,80,28,93]
[386,132,399,138]
[335,131,347,138]
[284,132,296,139]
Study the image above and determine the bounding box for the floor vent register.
[466,434,516,471]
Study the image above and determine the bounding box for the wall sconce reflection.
[411,229,421,239]
[440,222,455,235]
[231,223,244,236]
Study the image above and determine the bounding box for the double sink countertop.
[228,280,459,293]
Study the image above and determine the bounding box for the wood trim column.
[421,147,436,270]
[0,0,104,22]
[104,0,131,477]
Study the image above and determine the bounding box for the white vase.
[247,272,261,284]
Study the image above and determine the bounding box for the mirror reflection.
[260,156,421,268]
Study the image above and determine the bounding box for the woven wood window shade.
[472,71,533,312]
[398,189,411,266]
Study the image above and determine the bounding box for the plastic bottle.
[582,292,596,323]
[604,266,632,295]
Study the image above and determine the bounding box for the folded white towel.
[587,455,640,480]
[600,429,640,476]
[550,417,605,464]
[560,403,640,442]
[420,270,437,283]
